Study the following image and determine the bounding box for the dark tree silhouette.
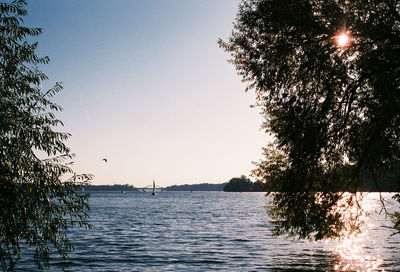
[223,175,262,192]
[0,1,92,270]
[220,0,400,239]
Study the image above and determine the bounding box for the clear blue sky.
[25,0,268,187]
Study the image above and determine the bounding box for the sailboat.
[152,179,156,195]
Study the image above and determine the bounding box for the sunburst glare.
[335,31,352,48]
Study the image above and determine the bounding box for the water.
[17,192,400,271]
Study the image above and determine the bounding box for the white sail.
[152,179,156,195]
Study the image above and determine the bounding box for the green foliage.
[220,0,400,239]
[0,0,92,270]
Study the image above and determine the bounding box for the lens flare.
[335,32,351,48]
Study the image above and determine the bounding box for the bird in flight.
[102,158,108,163]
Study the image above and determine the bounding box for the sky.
[25,0,268,187]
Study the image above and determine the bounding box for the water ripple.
[15,192,400,271]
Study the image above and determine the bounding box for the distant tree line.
[223,176,263,192]
[164,183,225,191]
[83,184,138,192]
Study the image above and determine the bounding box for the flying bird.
[102,158,108,163]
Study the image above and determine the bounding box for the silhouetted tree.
[0,1,92,270]
[223,175,262,192]
[220,0,399,239]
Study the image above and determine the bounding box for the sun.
[338,34,349,47]
[335,31,351,48]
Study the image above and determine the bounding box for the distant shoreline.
[83,180,400,193]
[83,183,227,192]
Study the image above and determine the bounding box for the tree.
[0,1,92,270]
[220,0,400,240]
[223,175,262,192]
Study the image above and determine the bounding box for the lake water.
[17,192,400,271]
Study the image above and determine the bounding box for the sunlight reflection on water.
[325,193,398,271]
[330,231,383,271]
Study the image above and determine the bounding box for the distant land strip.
[82,172,399,193]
